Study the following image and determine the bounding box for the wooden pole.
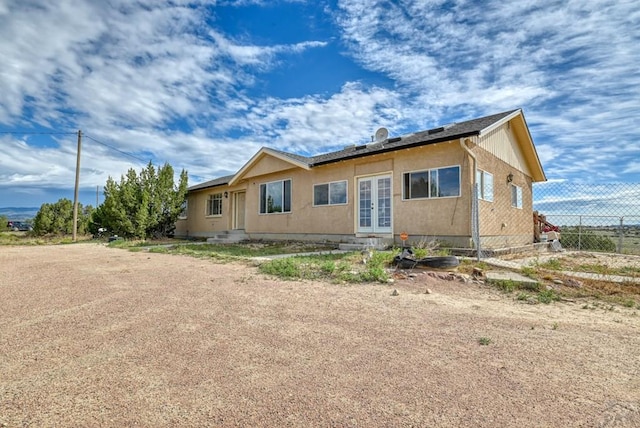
[72,130,82,242]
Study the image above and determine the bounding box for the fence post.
[578,215,582,251]
[472,182,480,260]
[618,217,624,254]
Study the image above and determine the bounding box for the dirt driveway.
[1,244,639,427]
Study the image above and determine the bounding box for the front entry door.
[233,191,246,230]
[357,175,392,234]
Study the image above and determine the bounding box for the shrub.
[494,280,517,293]
[537,289,560,304]
[560,227,617,252]
[478,337,492,346]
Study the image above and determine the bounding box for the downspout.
[460,138,480,259]
[460,137,477,184]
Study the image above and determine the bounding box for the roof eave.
[478,109,546,182]
[188,183,227,192]
[229,147,311,185]
[187,176,233,192]
[311,131,480,167]
[478,109,523,138]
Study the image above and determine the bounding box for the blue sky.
[0,0,638,209]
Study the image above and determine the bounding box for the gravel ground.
[1,243,639,427]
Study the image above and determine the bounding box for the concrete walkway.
[483,257,640,284]
[250,249,351,262]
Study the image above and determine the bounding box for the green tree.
[0,215,8,231]
[92,162,188,239]
[32,198,93,236]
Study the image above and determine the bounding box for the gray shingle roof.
[188,174,234,191]
[306,109,518,166]
[189,109,519,191]
[266,148,312,165]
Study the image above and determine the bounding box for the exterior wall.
[174,183,247,238]
[476,124,534,248]
[392,141,472,245]
[239,141,473,244]
[239,163,355,236]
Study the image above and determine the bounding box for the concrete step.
[206,230,249,244]
[338,237,390,251]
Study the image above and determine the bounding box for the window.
[314,180,347,206]
[260,179,291,214]
[403,166,460,199]
[178,200,188,219]
[206,193,223,216]
[476,170,494,202]
[511,184,523,208]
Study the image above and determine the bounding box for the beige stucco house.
[175,109,546,250]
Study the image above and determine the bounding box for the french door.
[357,174,392,234]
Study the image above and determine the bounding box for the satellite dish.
[374,127,389,142]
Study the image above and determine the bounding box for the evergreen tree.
[32,198,93,235]
[91,162,187,239]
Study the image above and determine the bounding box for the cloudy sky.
[0,0,638,208]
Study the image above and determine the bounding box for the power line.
[0,130,77,135]
[83,134,149,163]
[1,129,150,163]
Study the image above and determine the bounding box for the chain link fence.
[473,182,640,257]
[532,183,640,255]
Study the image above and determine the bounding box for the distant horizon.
[4,182,639,227]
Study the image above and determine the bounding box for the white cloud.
[1,0,638,208]
[335,0,640,180]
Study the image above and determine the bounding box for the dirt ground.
[1,244,639,427]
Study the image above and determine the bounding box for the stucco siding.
[391,142,471,240]
[242,155,299,179]
[174,184,246,237]
[243,165,355,235]
[475,145,533,247]
[237,142,474,239]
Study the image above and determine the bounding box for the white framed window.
[178,200,188,219]
[206,193,223,216]
[403,166,460,200]
[511,184,523,208]
[313,180,347,206]
[476,170,494,202]
[260,179,291,214]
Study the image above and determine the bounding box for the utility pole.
[72,130,82,242]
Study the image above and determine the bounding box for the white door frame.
[356,174,392,235]
[233,191,246,230]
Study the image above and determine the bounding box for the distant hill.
[0,207,39,220]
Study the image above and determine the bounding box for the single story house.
[175,109,546,249]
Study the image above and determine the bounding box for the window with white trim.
[476,170,494,202]
[313,180,347,206]
[206,193,223,216]
[403,166,460,199]
[260,179,291,214]
[511,184,523,208]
